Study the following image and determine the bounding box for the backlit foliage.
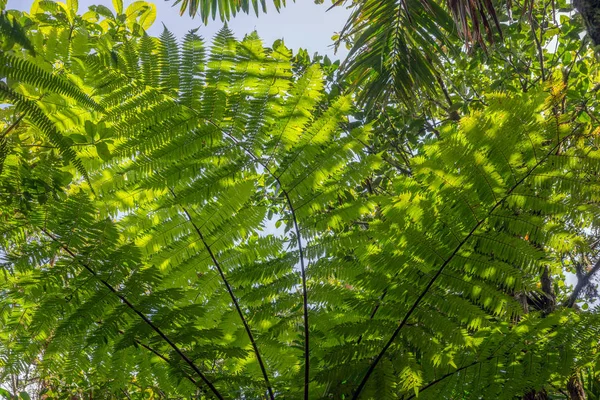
[1,1,600,399]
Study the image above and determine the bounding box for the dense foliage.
[2,0,600,398]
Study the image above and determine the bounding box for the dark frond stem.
[326,0,345,12]
[406,359,481,399]
[167,188,275,400]
[117,329,201,389]
[135,341,203,391]
[101,323,201,389]
[0,113,24,140]
[351,130,574,399]
[356,288,388,345]
[408,321,555,399]
[406,327,526,400]
[41,229,224,400]
[282,188,311,400]
[204,120,311,400]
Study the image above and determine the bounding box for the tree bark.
[574,0,600,45]
[522,267,556,399]
[540,266,556,315]
[523,388,548,400]
[567,374,587,400]
[566,258,600,308]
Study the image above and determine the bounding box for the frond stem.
[351,128,574,399]
[0,113,25,140]
[41,228,224,400]
[283,188,311,400]
[111,326,202,390]
[406,359,481,399]
[167,188,275,400]
[205,120,311,400]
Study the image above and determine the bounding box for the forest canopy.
[1,0,600,398]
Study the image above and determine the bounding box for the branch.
[168,188,275,400]
[351,128,573,399]
[566,257,600,308]
[529,14,545,82]
[41,229,224,400]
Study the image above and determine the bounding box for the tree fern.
[2,2,600,399]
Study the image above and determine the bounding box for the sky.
[7,0,351,59]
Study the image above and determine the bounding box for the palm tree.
[169,0,503,110]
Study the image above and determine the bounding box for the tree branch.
[529,14,545,82]
[566,257,600,308]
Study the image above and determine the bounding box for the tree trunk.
[540,266,556,315]
[523,388,548,400]
[522,267,556,399]
[568,374,587,400]
[574,0,600,45]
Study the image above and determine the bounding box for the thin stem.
[283,188,311,400]
[0,114,25,140]
[407,304,563,398]
[356,288,388,345]
[351,130,573,399]
[529,13,545,82]
[168,188,275,400]
[100,322,200,387]
[131,334,200,389]
[406,360,481,399]
[41,229,224,400]
[205,120,311,399]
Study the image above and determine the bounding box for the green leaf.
[84,120,95,138]
[577,111,591,123]
[4,4,600,399]
[112,0,123,14]
[95,141,110,161]
[125,1,156,30]
[66,0,78,13]
[70,133,88,143]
